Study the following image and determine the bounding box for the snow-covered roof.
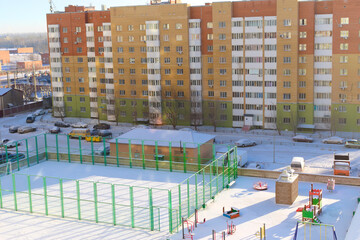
[110,128,215,148]
[345,203,360,240]
[0,88,12,96]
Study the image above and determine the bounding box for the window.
[67,107,73,112]
[128,25,134,31]
[67,97,72,102]
[299,69,306,76]
[63,37,68,43]
[283,118,290,124]
[340,69,348,76]
[177,91,184,97]
[299,105,306,111]
[283,57,291,63]
[207,22,213,28]
[75,27,81,33]
[207,34,213,40]
[163,24,169,30]
[283,93,291,100]
[129,47,135,53]
[219,46,226,52]
[299,19,307,26]
[340,31,349,38]
[299,56,306,63]
[219,34,226,40]
[220,69,227,75]
[299,93,306,99]
[176,35,183,41]
[283,19,291,26]
[339,118,347,125]
[77,47,82,53]
[165,69,171,75]
[79,87,85,93]
[63,27,68,33]
[283,69,291,76]
[340,17,349,25]
[78,77,84,83]
[175,23,182,29]
[299,81,306,88]
[208,91,214,97]
[208,46,213,52]
[283,81,291,88]
[219,22,226,28]
[340,56,348,63]
[284,45,291,51]
[299,32,307,38]
[340,43,349,50]
[220,80,226,87]
[220,92,227,98]
[299,44,307,51]
[283,105,291,111]
[177,69,183,75]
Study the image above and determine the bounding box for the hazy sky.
[0,0,231,34]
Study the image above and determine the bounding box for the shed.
[0,88,24,110]
[109,128,215,163]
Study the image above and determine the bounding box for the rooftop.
[110,128,215,148]
[0,88,12,96]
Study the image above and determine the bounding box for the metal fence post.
[202,169,205,208]
[16,142,20,171]
[27,175,32,213]
[149,188,154,231]
[187,178,190,217]
[234,147,238,179]
[116,138,119,167]
[79,136,82,164]
[210,164,213,198]
[76,180,81,220]
[91,138,94,165]
[183,142,187,173]
[35,136,39,164]
[67,135,71,163]
[44,133,48,160]
[128,140,132,168]
[212,144,216,161]
[142,140,145,169]
[43,176,48,215]
[168,189,173,233]
[178,184,182,224]
[155,141,159,171]
[56,134,59,161]
[94,182,98,223]
[12,173,17,211]
[59,178,64,218]
[103,138,107,166]
[129,186,135,228]
[197,144,201,171]
[111,184,116,225]
[195,173,198,209]
[169,141,172,172]
[216,158,219,194]
[25,139,30,167]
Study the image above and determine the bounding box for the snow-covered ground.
[0,160,358,240]
[1,111,360,176]
[171,176,360,240]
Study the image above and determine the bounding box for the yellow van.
[69,129,90,139]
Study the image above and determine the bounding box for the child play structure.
[253,181,268,191]
[293,221,338,240]
[223,207,240,219]
[296,184,323,223]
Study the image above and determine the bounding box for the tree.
[208,101,218,132]
[190,109,202,131]
[164,100,179,129]
[289,109,298,136]
[54,102,66,121]
[330,109,339,136]
[274,109,282,136]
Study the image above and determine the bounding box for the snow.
[345,201,360,240]
[110,128,215,148]
[171,176,360,240]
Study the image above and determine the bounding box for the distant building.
[9,47,33,54]
[109,128,215,163]
[0,50,10,65]
[40,53,50,65]
[16,60,43,71]
[0,88,24,110]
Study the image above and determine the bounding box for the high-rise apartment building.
[47,0,360,132]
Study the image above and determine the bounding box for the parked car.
[71,122,88,128]
[0,139,10,146]
[93,123,110,130]
[94,146,110,155]
[345,139,360,149]
[18,126,36,134]
[0,153,25,164]
[322,136,344,144]
[292,135,314,143]
[4,140,20,149]
[34,109,46,116]
[55,121,70,128]
[235,138,257,147]
[69,129,90,139]
[98,130,112,138]
[26,115,36,123]
[9,126,20,133]
[90,129,100,136]
[290,157,305,171]
[49,127,61,134]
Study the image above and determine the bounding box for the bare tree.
[164,100,179,129]
[275,110,282,136]
[330,110,339,136]
[20,84,35,102]
[190,110,202,131]
[290,110,298,136]
[54,103,66,121]
[208,101,218,132]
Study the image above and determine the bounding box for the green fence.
[0,133,238,234]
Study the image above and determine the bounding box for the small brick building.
[16,60,43,70]
[109,128,215,163]
[0,88,24,110]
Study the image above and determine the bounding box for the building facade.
[47,0,360,132]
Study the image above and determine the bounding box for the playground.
[174,176,359,240]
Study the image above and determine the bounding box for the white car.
[4,140,21,148]
[71,122,88,128]
[34,109,46,116]
[235,138,257,147]
[322,136,344,144]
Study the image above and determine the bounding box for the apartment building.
[47,0,360,132]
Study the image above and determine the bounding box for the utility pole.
[6,71,10,88]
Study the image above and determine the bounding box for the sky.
[0,0,232,34]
